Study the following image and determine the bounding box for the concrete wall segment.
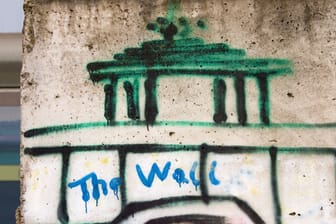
[20,0,335,223]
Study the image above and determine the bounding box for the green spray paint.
[23,1,336,139]
[146,0,207,41]
[87,33,292,126]
[24,121,336,138]
[86,0,293,127]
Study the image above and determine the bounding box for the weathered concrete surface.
[21,0,336,126]
[20,0,335,223]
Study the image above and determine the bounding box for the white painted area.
[126,151,200,202]
[22,155,62,224]
[207,152,275,224]
[278,154,336,224]
[67,151,121,223]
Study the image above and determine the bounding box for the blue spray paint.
[68,172,119,213]
[68,176,91,213]
[172,168,189,187]
[94,179,108,206]
[68,172,107,213]
[109,177,122,200]
[209,161,221,185]
[189,161,200,190]
[136,162,171,187]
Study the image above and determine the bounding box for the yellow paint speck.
[32,182,38,190]
[85,161,91,169]
[44,167,48,175]
[243,156,253,164]
[249,187,259,196]
[100,157,109,164]
[151,153,160,161]
[32,169,39,177]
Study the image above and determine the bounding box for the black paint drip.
[234,75,247,126]
[123,81,140,120]
[104,82,117,125]
[213,78,228,123]
[144,72,159,127]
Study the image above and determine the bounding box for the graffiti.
[24,144,336,223]
[189,161,200,190]
[22,1,336,224]
[69,159,221,211]
[68,172,121,213]
[136,162,171,188]
[21,8,336,138]
[86,32,292,127]
[23,120,336,138]
[82,6,293,128]
[145,214,226,224]
[29,3,336,138]
[209,161,220,186]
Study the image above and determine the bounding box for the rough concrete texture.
[20,0,335,223]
